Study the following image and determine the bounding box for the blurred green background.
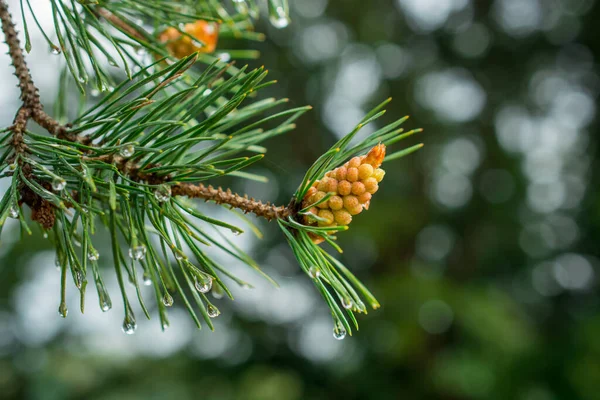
[1,0,600,399]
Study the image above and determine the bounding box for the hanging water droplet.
[354,300,366,313]
[122,315,137,335]
[78,76,87,84]
[99,296,112,312]
[341,296,353,310]
[9,162,17,171]
[241,283,252,289]
[174,252,184,261]
[142,271,152,286]
[87,249,99,261]
[194,275,213,293]
[51,177,66,191]
[136,47,146,57]
[58,302,68,318]
[51,46,61,55]
[308,266,320,279]
[119,144,135,158]
[161,321,169,330]
[90,89,100,97]
[217,52,231,62]
[154,185,171,202]
[202,88,212,96]
[162,293,174,307]
[211,283,224,299]
[269,6,290,29]
[128,244,147,260]
[333,325,347,340]
[8,206,19,219]
[74,270,84,289]
[55,256,61,270]
[207,304,220,318]
[232,229,242,236]
[108,59,118,67]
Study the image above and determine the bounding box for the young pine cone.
[158,20,219,58]
[302,144,386,244]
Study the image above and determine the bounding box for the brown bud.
[348,157,362,168]
[305,186,317,199]
[347,204,363,215]
[357,192,371,204]
[351,181,366,195]
[364,143,386,168]
[336,167,347,181]
[358,164,374,180]
[329,195,344,210]
[333,210,352,225]
[373,168,385,182]
[338,180,352,196]
[343,195,359,210]
[317,209,334,226]
[346,167,359,182]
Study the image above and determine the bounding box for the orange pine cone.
[158,20,219,58]
[302,144,386,244]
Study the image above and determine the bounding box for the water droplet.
[154,185,171,202]
[51,46,61,55]
[54,256,61,269]
[58,302,68,318]
[108,59,118,67]
[202,88,212,96]
[161,321,169,330]
[333,325,347,340]
[241,283,252,289]
[90,89,100,97]
[88,249,99,261]
[119,144,135,158]
[9,162,17,171]
[308,266,320,279]
[51,177,66,191]
[142,271,152,286]
[207,304,220,318]
[128,245,147,260]
[100,297,112,311]
[194,275,213,293]
[354,300,366,313]
[122,315,137,335]
[217,52,231,62]
[136,48,146,57]
[8,206,19,219]
[269,6,290,29]
[78,76,87,84]
[174,252,184,260]
[232,229,242,236]
[43,232,48,239]
[74,270,83,289]
[341,296,353,310]
[162,293,174,307]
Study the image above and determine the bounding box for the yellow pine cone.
[158,20,219,58]
[302,144,386,244]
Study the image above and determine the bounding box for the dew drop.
[88,249,99,261]
[97,285,112,311]
[78,76,87,84]
[119,144,135,158]
[8,206,19,219]
[142,271,152,286]
[52,178,66,191]
[43,232,48,239]
[128,245,147,260]
[207,304,220,318]
[269,6,290,29]
[161,321,169,330]
[308,266,320,279]
[341,296,353,310]
[108,60,118,67]
[74,270,84,289]
[154,185,171,202]
[122,315,137,335]
[202,88,212,96]
[162,293,174,307]
[51,46,61,55]
[9,162,17,171]
[90,89,100,97]
[217,52,231,62]
[174,252,184,261]
[58,302,68,318]
[333,325,347,340]
[194,276,213,293]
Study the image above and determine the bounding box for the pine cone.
[302,144,386,244]
[158,20,219,58]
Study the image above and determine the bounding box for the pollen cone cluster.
[302,144,386,244]
[158,20,219,58]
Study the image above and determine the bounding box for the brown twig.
[1,0,294,226]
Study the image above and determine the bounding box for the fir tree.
[0,0,422,338]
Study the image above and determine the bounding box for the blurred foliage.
[1,0,599,399]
